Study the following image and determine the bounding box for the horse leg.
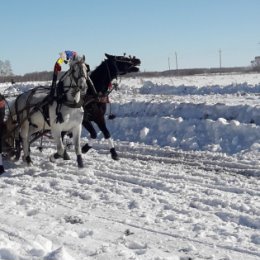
[20,122,33,165]
[14,138,22,161]
[72,125,84,168]
[96,119,119,161]
[0,124,4,174]
[0,154,4,174]
[0,100,5,173]
[82,120,97,154]
[50,130,68,161]
[0,135,4,173]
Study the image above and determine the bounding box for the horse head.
[105,53,141,75]
[87,53,141,95]
[61,55,89,104]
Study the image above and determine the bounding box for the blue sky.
[1,0,260,75]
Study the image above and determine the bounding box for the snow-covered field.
[0,72,260,260]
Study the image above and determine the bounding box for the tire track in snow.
[93,142,260,195]
[114,143,260,177]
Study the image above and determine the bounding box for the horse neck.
[62,77,72,86]
[89,61,117,95]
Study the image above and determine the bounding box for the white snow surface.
[0,72,260,260]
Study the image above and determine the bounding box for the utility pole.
[219,49,222,69]
[175,51,178,71]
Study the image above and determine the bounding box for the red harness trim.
[108,82,113,90]
[0,100,5,109]
[98,96,109,103]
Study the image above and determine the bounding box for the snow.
[0,72,260,260]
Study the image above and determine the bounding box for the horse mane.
[89,60,114,94]
[88,59,117,94]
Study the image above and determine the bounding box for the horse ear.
[83,55,85,62]
[105,53,113,59]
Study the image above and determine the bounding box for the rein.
[68,62,87,87]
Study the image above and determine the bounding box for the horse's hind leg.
[96,120,119,161]
[107,139,118,160]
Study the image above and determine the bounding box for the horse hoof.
[112,155,119,160]
[24,156,33,165]
[77,155,84,168]
[110,148,119,160]
[82,144,92,154]
[63,150,70,160]
[50,153,61,162]
[108,114,116,120]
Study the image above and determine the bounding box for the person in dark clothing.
[49,51,78,123]
[50,50,78,99]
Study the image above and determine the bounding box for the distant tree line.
[1,63,260,84]
[0,60,13,77]
[0,71,53,83]
[124,66,260,78]
[0,59,53,83]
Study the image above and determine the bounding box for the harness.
[55,60,88,123]
[4,59,88,153]
[1,87,51,156]
[83,59,120,122]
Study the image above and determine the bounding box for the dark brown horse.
[81,53,141,160]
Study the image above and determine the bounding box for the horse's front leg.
[72,125,84,168]
[82,120,96,154]
[50,129,69,161]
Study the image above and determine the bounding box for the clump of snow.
[44,247,75,260]
[140,127,150,139]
